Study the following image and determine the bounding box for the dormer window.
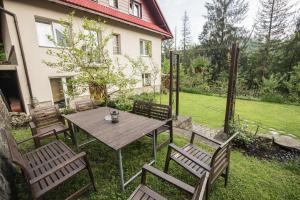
[130,1,142,18]
[108,0,118,8]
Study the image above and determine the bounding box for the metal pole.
[117,150,125,192]
[169,51,174,115]
[175,54,180,118]
[152,130,157,163]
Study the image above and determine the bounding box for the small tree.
[44,14,140,104]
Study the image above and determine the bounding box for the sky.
[157,0,300,44]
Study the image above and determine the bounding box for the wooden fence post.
[224,43,240,134]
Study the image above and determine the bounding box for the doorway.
[0,70,24,112]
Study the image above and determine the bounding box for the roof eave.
[48,0,172,39]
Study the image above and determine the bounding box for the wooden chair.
[128,164,209,200]
[29,105,72,147]
[0,128,96,200]
[164,131,239,199]
[132,100,173,149]
[75,99,96,112]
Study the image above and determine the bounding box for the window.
[130,1,141,18]
[140,39,152,56]
[142,73,151,86]
[82,29,101,63]
[50,77,73,108]
[113,34,121,54]
[108,0,118,8]
[35,20,68,47]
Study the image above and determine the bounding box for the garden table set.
[64,107,169,191]
[2,99,237,200]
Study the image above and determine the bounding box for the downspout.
[0,6,34,108]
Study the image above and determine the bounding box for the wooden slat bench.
[132,100,173,149]
[164,131,239,200]
[30,105,72,147]
[0,128,96,200]
[128,164,209,200]
[75,99,97,112]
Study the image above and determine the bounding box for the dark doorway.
[0,70,24,112]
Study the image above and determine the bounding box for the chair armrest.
[29,122,36,129]
[17,129,59,145]
[192,131,223,146]
[142,164,195,195]
[29,152,87,185]
[169,143,211,171]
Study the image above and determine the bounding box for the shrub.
[261,93,285,103]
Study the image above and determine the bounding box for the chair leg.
[34,137,41,148]
[225,166,230,187]
[164,146,172,173]
[84,157,97,192]
[205,184,210,200]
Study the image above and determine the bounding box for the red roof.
[58,0,172,38]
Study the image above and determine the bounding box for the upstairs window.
[108,0,118,8]
[35,19,68,47]
[82,29,101,63]
[140,39,152,56]
[112,34,121,54]
[130,1,142,18]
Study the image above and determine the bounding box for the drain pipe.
[0,6,34,107]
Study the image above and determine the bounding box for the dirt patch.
[235,137,300,162]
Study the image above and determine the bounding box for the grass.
[12,128,300,200]
[158,92,300,138]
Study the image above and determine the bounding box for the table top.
[64,107,166,150]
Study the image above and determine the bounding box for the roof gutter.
[0,6,34,106]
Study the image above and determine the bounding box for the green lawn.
[158,92,300,138]
[12,129,300,200]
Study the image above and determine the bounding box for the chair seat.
[170,144,212,178]
[129,185,167,200]
[36,122,69,138]
[23,141,86,198]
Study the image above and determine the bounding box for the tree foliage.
[199,0,249,80]
[44,14,144,103]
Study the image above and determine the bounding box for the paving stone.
[273,135,300,151]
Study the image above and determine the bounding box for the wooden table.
[64,107,169,191]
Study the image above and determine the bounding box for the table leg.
[72,123,79,151]
[153,130,157,163]
[117,149,125,192]
[169,120,174,143]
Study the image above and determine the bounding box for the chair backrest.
[210,132,239,184]
[192,172,209,200]
[0,128,29,173]
[132,100,151,117]
[30,105,62,129]
[149,102,171,121]
[75,99,96,112]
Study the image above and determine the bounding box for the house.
[0,0,172,113]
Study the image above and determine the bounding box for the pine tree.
[254,0,294,79]
[181,11,192,74]
[199,0,248,80]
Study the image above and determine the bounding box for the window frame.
[108,0,118,8]
[112,33,121,55]
[82,29,102,64]
[35,18,69,48]
[130,1,142,18]
[140,39,152,57]
[142,73,151,87]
